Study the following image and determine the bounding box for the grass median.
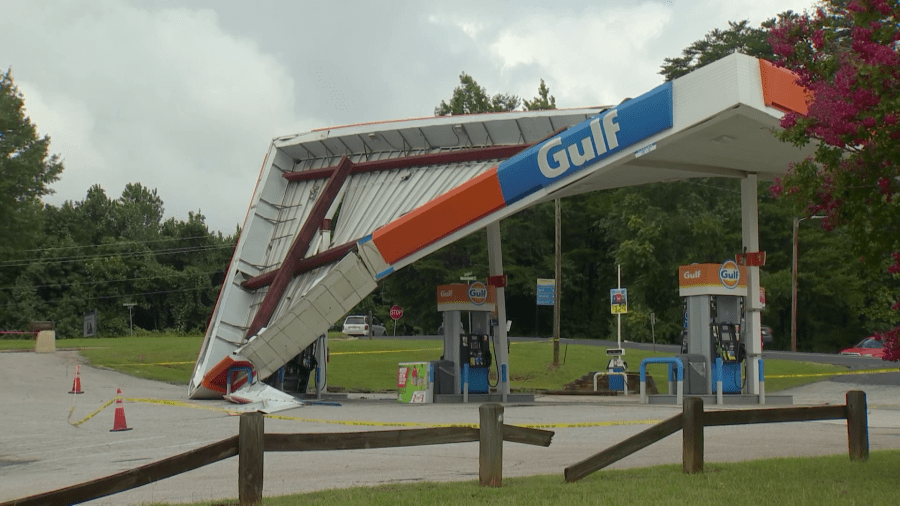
[0,335,854,392]
[142,450,897,506]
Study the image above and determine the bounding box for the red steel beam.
[283,144,533,183]
[241,241,357,290]
[244,157,354,339]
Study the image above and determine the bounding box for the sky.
[0,0,816,234]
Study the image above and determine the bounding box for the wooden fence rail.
[565,390,869,482]
[3,436,239,506]
[1,403,552,506]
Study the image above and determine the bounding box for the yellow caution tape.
[330,348,441,356]
[125,397,239,414]
[767,368,897,379]
[69,396,661,429]
[262,414,661,429]
[114,361,195,366]
[68,399,114,426]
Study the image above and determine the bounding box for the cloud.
[487,4,673,106]
[0,0,301,232]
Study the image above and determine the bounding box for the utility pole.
[791,217,799,353]
[553,198,561,366]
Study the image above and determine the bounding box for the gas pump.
[711,322,744,393]
[678,262,750,395]
[433,282,508,401]
[606,348,627,390]
[460,332,492,393]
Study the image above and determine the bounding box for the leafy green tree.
[434,73,521,116]
[0,69,63,251]
[659,19,781,81]
[2,184,235,337]
[523,79,556,111]
[768,0,900,360]
[0,68,64,326]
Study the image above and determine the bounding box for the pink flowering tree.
[768,0,900,361]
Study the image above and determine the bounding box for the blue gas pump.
[711,322,745,393]
[606,348,627,391]
[460,334,492,393]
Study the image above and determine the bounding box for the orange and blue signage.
[678,263,748,297]
[718,260,741,289]
[496,81,673,205]
[368,81,674,271]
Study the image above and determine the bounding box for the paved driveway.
[0,350,897,505]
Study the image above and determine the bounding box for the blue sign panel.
[496,81,673,205]
[537,280,555,306]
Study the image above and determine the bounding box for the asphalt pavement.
[0,349,897,506]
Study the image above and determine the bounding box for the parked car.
[839,337,885,358]
[761,325,774,347]
[341,315,385,337]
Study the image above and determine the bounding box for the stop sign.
[390,305,403,320]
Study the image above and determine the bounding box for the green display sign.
[398,362,432,403]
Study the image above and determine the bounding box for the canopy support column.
[741,174,762,395]
[487,222,510,398]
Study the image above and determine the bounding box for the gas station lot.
[1,350,898,506]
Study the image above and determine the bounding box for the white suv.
[342,315,385,337]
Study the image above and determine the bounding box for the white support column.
[741,174,762,395]
[445,311,462,395]
[487,221,510,398]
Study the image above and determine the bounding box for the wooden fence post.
[239,412,264,505]
[682,396,704,473]
[479,403,503,487]
[846,390,869,462]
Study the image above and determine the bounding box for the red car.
[839,337,885,358]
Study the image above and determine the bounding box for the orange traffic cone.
[69,365,84,394]
[110,388,132,432]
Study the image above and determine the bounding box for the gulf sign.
[678,263,748,297]
[467,281,488,305]
[436,283,496,312]
[719,260,740,289]
[369,82,673,266]
[496,81,673,205]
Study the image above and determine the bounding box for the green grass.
[1,335,853,392]
[326,339,852,394]
[0,335,202,384]
[144,450,899,506]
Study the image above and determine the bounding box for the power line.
[10,234,234,254]
[0,243,235,268]
[32,286,218,306]
[0,269,226,291]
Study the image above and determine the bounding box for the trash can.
[432,360,455,395]
[677,354,708,394]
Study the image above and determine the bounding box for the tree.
[659,19,783,81]
[434,73,521,116]
[523,79,556,111]
[0,68,64,251]
[768,0,900,361]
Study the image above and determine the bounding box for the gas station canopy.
[189,52,813,400]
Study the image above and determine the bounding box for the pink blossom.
[847,1,866,13]
[812,30,825,49]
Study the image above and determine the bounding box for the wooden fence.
[564,390,869,482]
[1,403,552,506]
